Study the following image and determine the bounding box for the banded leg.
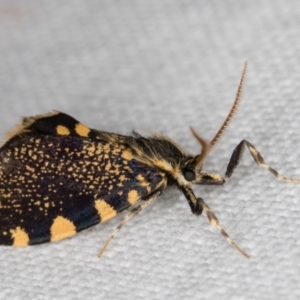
[98,191,161,257]
[225,140,300,183]
[198,197,250,258]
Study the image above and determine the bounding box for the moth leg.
[98,191,161,257]
[198,197,250,258]
[225,140,300,183]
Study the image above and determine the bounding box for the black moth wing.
[0,112,164,246]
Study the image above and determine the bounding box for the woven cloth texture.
[1,1,300,299]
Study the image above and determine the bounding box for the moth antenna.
[191,62,247,169]
[190,127,212,169]
[210,61,247,147]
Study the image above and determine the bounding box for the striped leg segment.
[198,197,250,258]
[225,140,300,183]
[98,191,161,257]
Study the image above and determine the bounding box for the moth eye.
[183,170,196,181]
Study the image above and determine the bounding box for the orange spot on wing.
[95,199,117,222]
[122,150,133,160]
[127,190,139,205]
[75,123,90,137]
[10,226,29,246]
[50,216,76,241]
[56,125,70,136]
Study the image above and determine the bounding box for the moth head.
[179,158,225,186]
[175,127,224,186]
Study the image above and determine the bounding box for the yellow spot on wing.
[56,125,70,136]
[50,216,76,241]
[127,190,139,205]
[75,123,90,137]
[137,174,149,187]
[95,199,117,223]
[10,227,29,246]
[122,150,133,160]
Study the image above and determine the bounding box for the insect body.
[0,62,298,257]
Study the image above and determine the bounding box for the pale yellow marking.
[137,174,145,180]
[10,227,29,246]
[175,172,188,186]
[119,175,126,181]
[75,123,90,137]
[210,174,222,181]
[156,176,168,190]
[56,125,70,136]
[210,218,217,226]
[122,150,133,160]
[50,216,76,241]
[87,144,96,153]
[112,148,121,155]
[105,162,112,171]
[137,174,149,187]
[103,143,111,151]
[1,193,12,199]
[95,199,117,222]
[153,159,173,172]
[249,147,258,156]
[127,190,139,205]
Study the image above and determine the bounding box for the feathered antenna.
[192,61,247,169]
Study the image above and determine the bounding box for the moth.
[0,62,297,257]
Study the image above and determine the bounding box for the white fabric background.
[1,1,300,299]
